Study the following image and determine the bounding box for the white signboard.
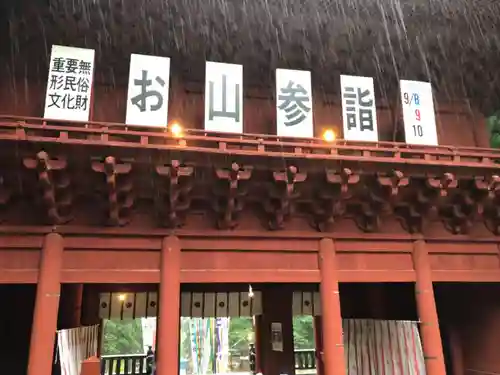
[276,69,313,138]
[400,80,438,146]
[271,322,284,352]
[44,45,95,122]
[125,54,171,127]
[204,61,243,134]
[340,75,378,142]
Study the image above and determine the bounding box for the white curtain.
[343,319,426,375]
[58,324,100,375]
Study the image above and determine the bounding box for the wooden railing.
[1,115,500,171]
[294,348,316,370]
[101,349,317,374]
[101,354,147,375]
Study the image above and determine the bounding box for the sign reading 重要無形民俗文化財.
[43,45,95,122]
[276,69,314,138]
[340,75,378,142]
[125,53,171,127]
[204,61,243,134]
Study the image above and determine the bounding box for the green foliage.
[486,112,500,148]
[293,316,314,349]
[102,315,315,358]
[102,319,144,355]
[229,317,254,355]
[225,316,315,355]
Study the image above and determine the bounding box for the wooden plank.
[215,292,228,317]
[429,253,500,271]
[191,292,204,317]
[338,270,416,282]
[432,270,500,282]
[64,237,161,250]
[181,238,318,251]
[181,251,318,271]
[336,241,412,253]
[0,250,40,269]
[180,292,191,317]
[227,292,240,317]
[426,242,499,254]
[61,270,160,283]
[146,292,158,318]
[0,235,44,248]
[62,251,160,271]
[180,269,321,283]
[204,292,216,317]
[0,270,38,283]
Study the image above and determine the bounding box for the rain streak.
[1,0,500,113]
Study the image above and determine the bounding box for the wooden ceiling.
[1,0,500,113]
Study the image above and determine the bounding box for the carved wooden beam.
[474,175,500,199]
[265,165,306,230]
[477,175,500,234]
[395,173,460,234]
[355,201,382,233]
[213,162,252,229]
[0,175,11,223]
[395,202,423,234]
[439,190,478,234]
[427,173,479,234]
[353,170,408,233]
[393,178,426,234]
[0,175,11,206]
[92,156,133,226]
[377,170,409,198]
[426,172,457,197]
[355,195,382,233]
[23,151,71,225]
[484,205,500,235]
[325,167,360,195]
[310,168,360,231]
[156,160,193,228]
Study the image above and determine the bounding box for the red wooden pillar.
[448,324,464,375]
[368,284,386,319]
[97,319,104,357]
[27,232,64,375]
[60,283,84,328]
[318,238,346,375]
[72,283,84,327]
[313,316,324,375]
[253,315,262,373]
[81,356,100,375]
[156,236,181,375]
[412,239,446,375]
[255,285,295,375]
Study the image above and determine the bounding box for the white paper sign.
[276,69,314,138]
[43,45,95,122]
[271,322,283,352]
[340,75,378,142]
[204,61,243,134]
[126,54,171,127]
[400,80,438,146]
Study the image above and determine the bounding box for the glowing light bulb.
[322,129,336,142]
[118,294,126,302]
[169,122,183,138]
